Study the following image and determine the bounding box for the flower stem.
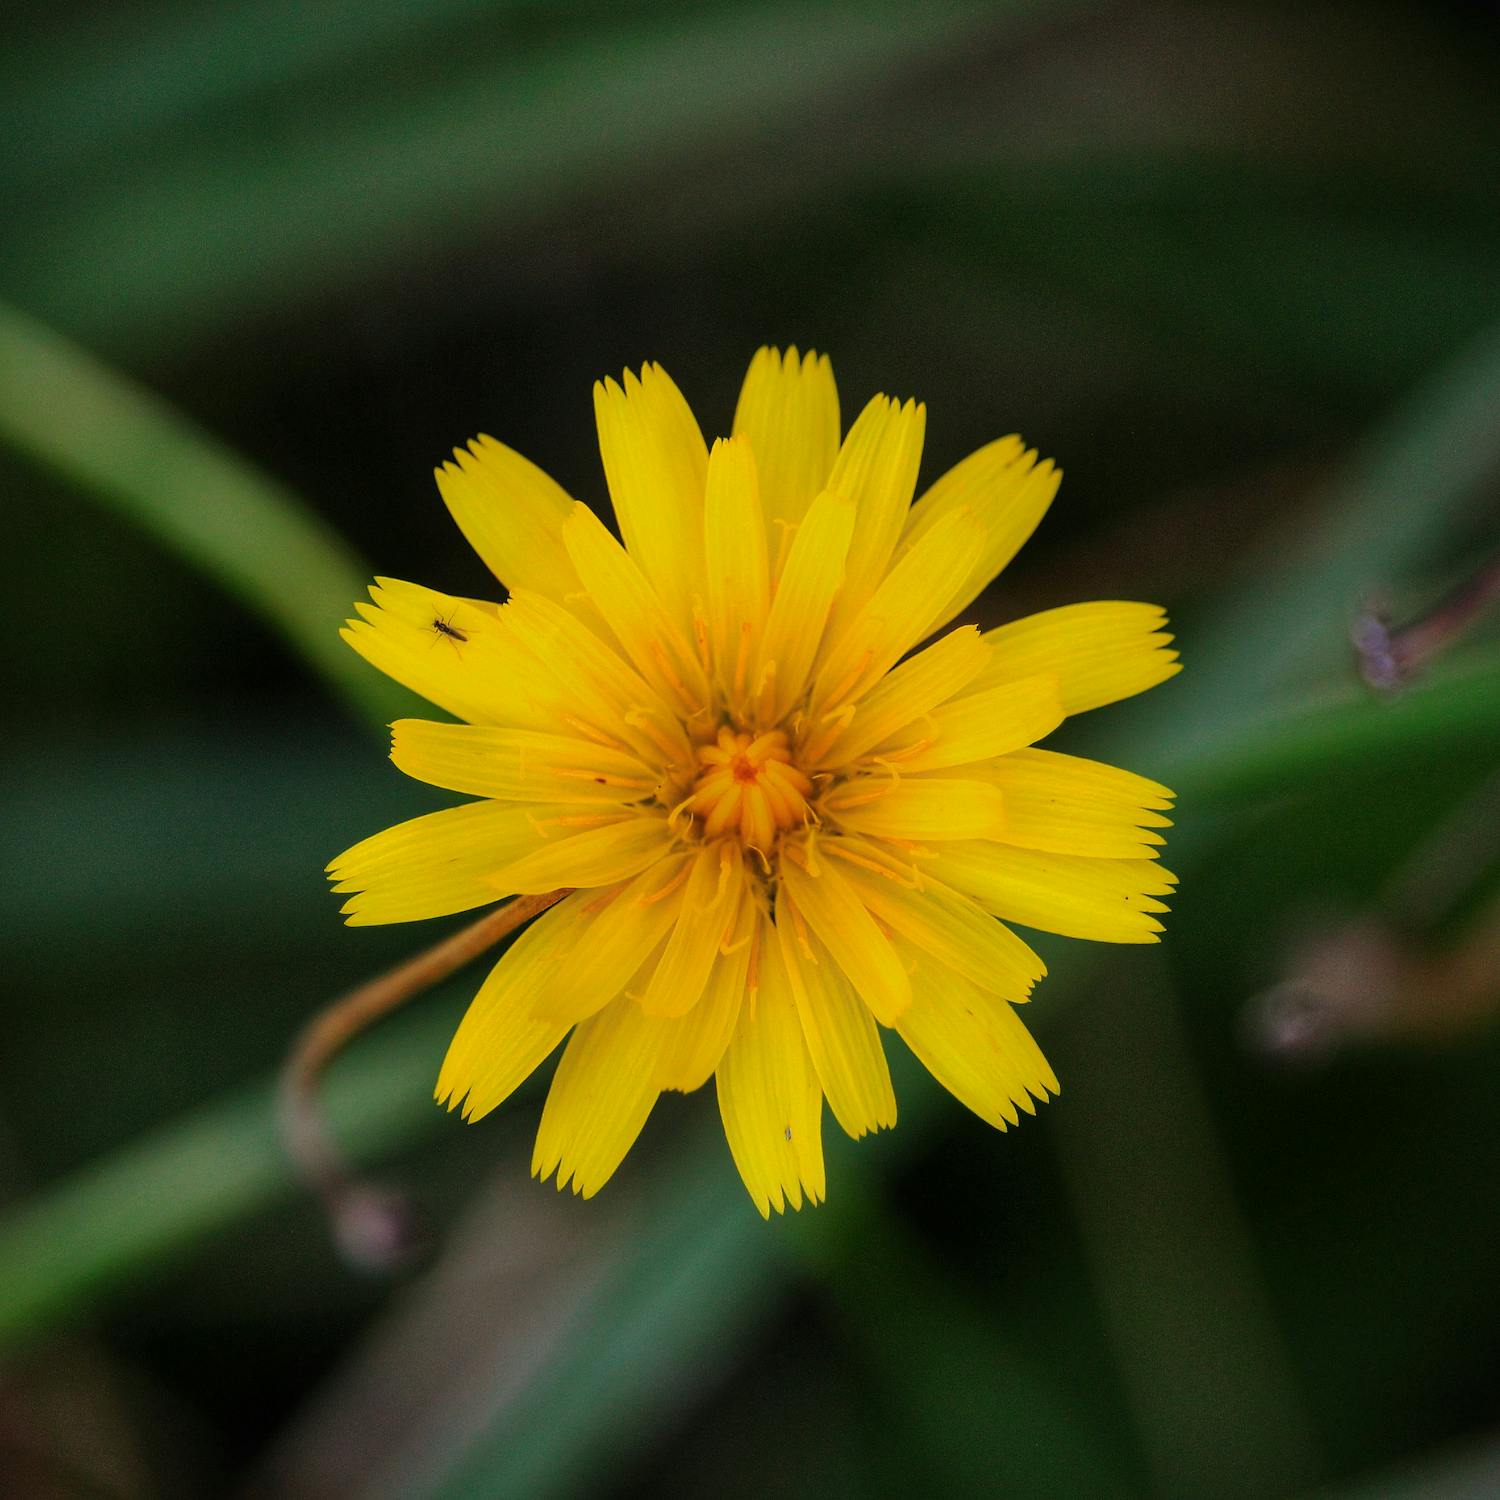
[278,890,569,1267]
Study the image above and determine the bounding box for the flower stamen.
[687,729,812,849]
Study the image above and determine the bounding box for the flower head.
[329,348,1180,1215]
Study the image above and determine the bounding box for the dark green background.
[2,2,1499,1496]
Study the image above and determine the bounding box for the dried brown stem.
[279,889,569,1267]
[1355,548,1500,691]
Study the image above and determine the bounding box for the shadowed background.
[2,2,1500,1496]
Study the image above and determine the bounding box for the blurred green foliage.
[3,2,1500,1497]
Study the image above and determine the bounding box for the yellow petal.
[931,842,1176,943]
[488,812,676,895]
[435,435,579,599]
[703,436,769,710]
[878,673,1063,772]
[893,936,1057,1130]
[435,894,589,1120]
[900,438,1061,637]
[731,346,840,543]
[531,853,692,1023]
[754,490,855,721]
[829,842,1044,1003]
[500,589,658,718]
[342,579,519,726]
[779,849,911,1024]
[968,749,1174,859]
[716,919,826,1217]
[639,845,744,1018]
[812,507,985,716]
[348,580,647,743]
[655,895,753,1092]
[499,589,694,775]
[807,625,990,769]
[974,601,1181,716]
[562,501,711,717]
[593,363,708,630]
[330,799,552,926]
[823,775,1008,841]
[532,992,665,1198]
[821,394,925,640]
[389,720,659,804]
[775,892,896,1140]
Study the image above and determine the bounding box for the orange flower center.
[687,728,813,851]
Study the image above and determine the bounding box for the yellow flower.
[329,349,1180,1215]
